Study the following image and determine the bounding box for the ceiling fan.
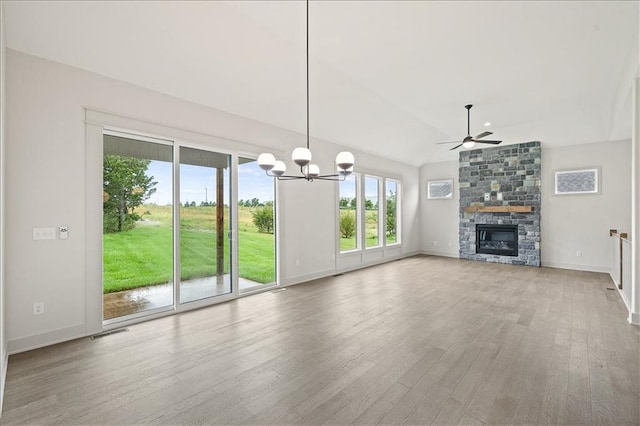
[437,104,502,151]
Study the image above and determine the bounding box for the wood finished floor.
[3,255,639,425]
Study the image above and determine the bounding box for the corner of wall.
[0,0,6,415]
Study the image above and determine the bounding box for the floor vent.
[90,328,129,340]
[270,288,287,294]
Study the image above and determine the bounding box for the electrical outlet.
[33,302,44,315]
[431,241,438,246]
[576,250,582,257]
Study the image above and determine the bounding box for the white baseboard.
[421,250,459,258]
[336,250,422,275]
[8,324,87,355]
[542,261,610,274]
[284,250,423,287]
[0,341,7,417]
[608,271,618,286]
[283,268,337,287]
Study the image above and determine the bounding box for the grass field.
[339,209,396,251]
[103,204,274,293]
[105,205,396,293]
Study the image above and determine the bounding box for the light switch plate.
[33,227,56,240]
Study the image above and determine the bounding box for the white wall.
[420,160,459,257]
[420,140,632,273]
[542,140,631,272]
[5,50,420,352]
[0,1,6,415]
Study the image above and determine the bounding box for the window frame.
[364,174,383,250]
[338,172,361,254]
[337,171,402,257]
[385,178,401,246]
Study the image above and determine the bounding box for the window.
[338,174,400,254]
[339,174,359,252]
[365,176,381,248]
[386,179,400,245]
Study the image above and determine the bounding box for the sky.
[340,175,397,201]
[146,159,275,205]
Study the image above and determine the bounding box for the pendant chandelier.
[258,0,354,181]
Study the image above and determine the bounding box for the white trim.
[540,261,610,274]
[85,107,273,155]
[8,324,87,355]
[0,342,7,416]
[85,121,104,336]
[283,268,339,287]
[422,250,459,258]
[336,251,421,275]
[619,286,632,313]
[629,312,640,326]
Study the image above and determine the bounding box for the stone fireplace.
[459,141,541,266]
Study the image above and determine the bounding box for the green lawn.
[339,209,396,251]
[103,205,275,293]
[105,205,395,293]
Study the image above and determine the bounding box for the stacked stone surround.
[459,141,541,266]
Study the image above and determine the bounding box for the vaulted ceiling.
[3,1,638,166]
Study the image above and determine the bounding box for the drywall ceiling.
[3,1,638,166]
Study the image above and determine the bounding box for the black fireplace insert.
[476,224,518,256]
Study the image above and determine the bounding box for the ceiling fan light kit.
[437,104,503,151]
[258,0,354,182]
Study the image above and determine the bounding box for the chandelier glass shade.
[258,0,354,182]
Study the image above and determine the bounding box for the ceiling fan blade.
[449,143,463,151]
[474,131,493,140]
[476,140,502,145]
[436,140,463,145]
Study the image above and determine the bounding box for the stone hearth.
[459,141,541,266]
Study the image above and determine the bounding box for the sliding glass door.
[102,131,277,323]
[102,133,174,321]
[179,147,231,303]
[238,157,276,293]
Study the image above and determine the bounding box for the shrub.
[386,191,396,235]
[252,205,274,233]
[340,210,356,239]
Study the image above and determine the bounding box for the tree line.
[339,192,397,239]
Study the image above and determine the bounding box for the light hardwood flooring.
[2,255,639,425]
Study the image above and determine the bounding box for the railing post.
[620,233,628,289]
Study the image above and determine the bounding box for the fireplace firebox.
[476,224,518,256]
